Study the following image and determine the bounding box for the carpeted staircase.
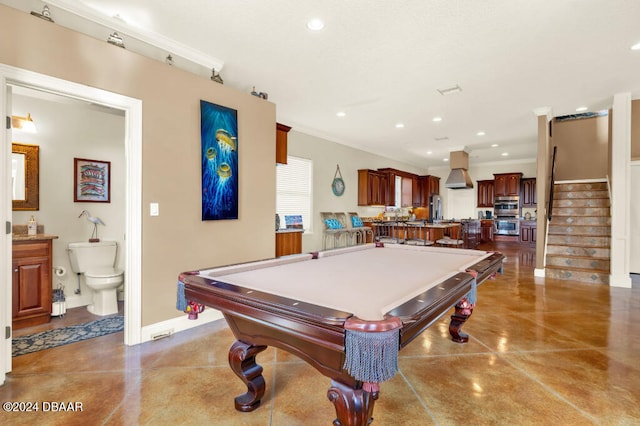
[545,181,610,284]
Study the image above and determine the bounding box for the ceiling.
[5,0,640,168]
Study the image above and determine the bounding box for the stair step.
[552,207,610,217]
[553,189,609,200]
[553,198,610,208]
[546,254,610,270]
[547,224,610,236]
[547,234,610,246]
[554,182,608,192]
[545,266,610,284]
[546,245,611,257]
[550,216,611,226]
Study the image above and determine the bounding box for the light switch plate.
[150,203,159,216]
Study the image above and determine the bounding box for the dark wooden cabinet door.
[521,178,537,207]
[12,239,52,329]
[493,173,522,197]
[477,180,494,207]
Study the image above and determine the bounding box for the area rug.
[12,316,124,357]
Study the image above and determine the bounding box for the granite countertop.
[276,228,304,233]
[13,233,59,241]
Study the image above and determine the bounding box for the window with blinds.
[276,156,313,232]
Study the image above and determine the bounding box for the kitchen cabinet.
[521,178,537,207]
[416,175,440,207]
[12,239,53,329]
[493,173,522,197]
[276,123,291,164]
[275,230,303,257]
[358,169,388,206]
[480,219,494,243]
[477,180,494,207]
[519,220,537,246]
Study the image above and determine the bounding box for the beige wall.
[552,115,609,181]
[287,130,429,252]
[0,5,276,326]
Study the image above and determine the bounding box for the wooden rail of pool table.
[180,250,504,425]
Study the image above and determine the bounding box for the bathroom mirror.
[12,143,39,210]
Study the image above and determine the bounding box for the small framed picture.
[74,158,111,203]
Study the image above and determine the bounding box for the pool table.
[179,243,504,425]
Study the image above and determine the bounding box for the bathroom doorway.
[0,64,142,382]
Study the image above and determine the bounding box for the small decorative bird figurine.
[78,210,105,242]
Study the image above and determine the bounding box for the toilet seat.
[85,267,123,279]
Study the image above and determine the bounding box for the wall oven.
[494,219,520,235]
[494,196,520,217]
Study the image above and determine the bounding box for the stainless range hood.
[444,150,474,189]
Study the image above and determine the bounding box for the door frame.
[0,64,142,383]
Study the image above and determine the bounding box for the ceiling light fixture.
[107,32,125,48]
[432,116,442,122]
[42,0,224,72]
[426,151,433,155]
[576,106,588,112]
[11,113,37,133]
[336,111,346,117]
[631,41,640,50]
[501,152,509,157]
[491,144,499,148]
[443,158,449,162]
[395,123,404,128]
[437,85,462,96]
[476,131,485,136]
[307,18,325,31]
[30,5,54,22]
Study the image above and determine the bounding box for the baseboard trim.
[534,268,546,277]
[609,274,632,288]
[140,309,224,343]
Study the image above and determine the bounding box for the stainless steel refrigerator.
[429,194,442,222]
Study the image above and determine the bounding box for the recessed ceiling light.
[432,116,442,122]
[491,144,499,148]
[426,151,433,155]
[501,152,509,157]
[395,123,404,128]
[443,158,449,162]
[434,136,449,141]
[631,41,640,50]
[307,18,325,31]
[576,106,588,112]
[476,131,485,136]
[336,111,346,117]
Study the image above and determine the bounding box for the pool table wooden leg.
[228,340,268,412]
[449,302,474,343]
[327,380,378,426]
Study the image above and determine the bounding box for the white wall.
[631,161,640,274]
[12,91,125,308]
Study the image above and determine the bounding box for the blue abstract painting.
[200,100,238,220]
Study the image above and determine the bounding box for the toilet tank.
[68,241,117,273]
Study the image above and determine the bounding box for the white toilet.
[68,241,124,316]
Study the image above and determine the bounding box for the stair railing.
[547,146,558,222]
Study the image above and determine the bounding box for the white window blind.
[276,156,313,232]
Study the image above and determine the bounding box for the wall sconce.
[107,32,125,48]
[30,5,54,22]
[11,113,37,133]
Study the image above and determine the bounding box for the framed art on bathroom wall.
[74,158,111,203]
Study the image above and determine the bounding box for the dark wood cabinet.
[519,220,537,246]
[416,175,440,207]
[493,173,522,197]
[276,123,291,164]
[358,169,388,206]
[480,220,494,243]
[275,230,303,257]
[521,178,537,207]
[12,239,53,329]
[477,180,494,207]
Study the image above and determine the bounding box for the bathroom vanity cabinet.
[12,237,55,329]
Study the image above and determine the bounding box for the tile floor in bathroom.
[2,242,640,425]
